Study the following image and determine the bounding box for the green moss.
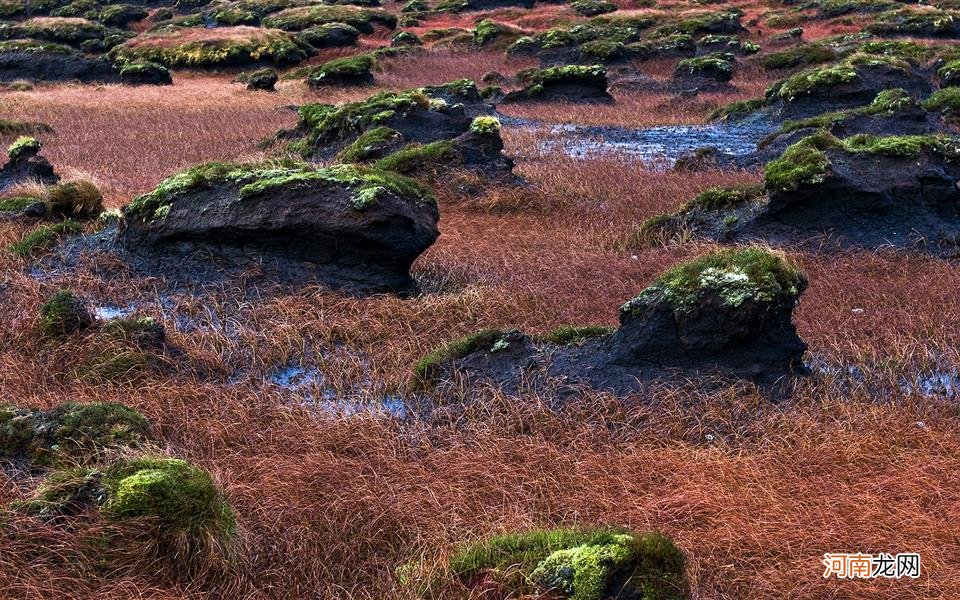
[841,133,960,158]
[262,4,396,32]
[570,0,617,17]
[0,196,40,212]
[469,115,500,136]
[412,329,510,388]
[0,119,51,136]
[299,22,361,47]
[0,39,77,55]
[391,30,421,46]
[336,126,401,162]
[685,184,764,211]
[774,88,916,135]
[9,220,83,257]
[923,86,960,122]
[0,401,150,463]
[519,64,607,95]
[37,289,90,337]
[288,80,478,156]
[938,58,960,82]
[623,247,807,312]
[0,17,110,47]
[858,40,932,61]
[867,7,958,36]
[818,0,898,17]
[52,402,151,454]
[707,97,766,121]
[756,43,836,70]
[446,528,688,600]
[302,53,375,85]
[14,466,106,517]
[539,325,614,346]
[654,9,742,36]
[473,18,504,46]
[763,132,836,192]
[126,161,238,221]
[373,140,455,174]
[675,52,734,76]
[7,135,41,161]
[766,63,858,102]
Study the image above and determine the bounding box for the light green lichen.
[623,247,807,311]
[7,135,41,161]
[469,115,500,136]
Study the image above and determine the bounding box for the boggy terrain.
[2,0,960,598]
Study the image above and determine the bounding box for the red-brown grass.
[2,5,960,597]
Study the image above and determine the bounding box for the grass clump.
[0,119,51,136]
[48,402,151,457]
[9,220,83,257]
[442,528,688,600]
[7,136,41,161]
[412,329,510,388]
[44,179,104,218]
[624,247,807,311]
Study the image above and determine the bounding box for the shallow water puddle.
[267,364,408,418]
[501,115,775,167]
[806,354,960,399]
[93,305,136,320]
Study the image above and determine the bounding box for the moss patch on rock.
[441,528,688,600]
[623,247,807,312]
[126,160,436,221]
[412,329,511,388]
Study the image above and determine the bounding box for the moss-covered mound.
[625,247,806,312]
[120,159,441,292]
[506,64,611,102]
[17,455,237,575]
[0,16,122,51]
[110,26,311,68]
[867,7,960,37]
[421,528,689,600]
[0,38,118,82]
[262,4,396,33]
[636,132,960,252]
[675,52,735,83]
[0,401,151,464]
[411,248,809,393]
[275,79,507,175]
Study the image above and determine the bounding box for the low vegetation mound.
[413,247,808,394]
[110,26,311,68]
[120,160,441,293]
[638,133,960,253]
[408,528,688,599]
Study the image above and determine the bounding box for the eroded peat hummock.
[2,0,960,598]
